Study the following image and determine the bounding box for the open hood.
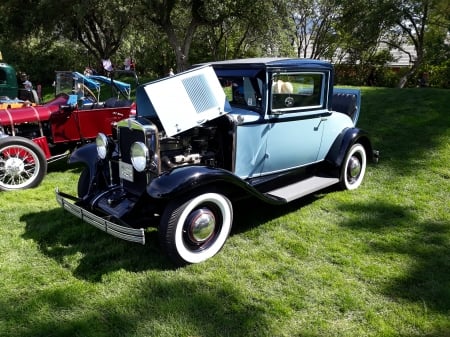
[136,65,231,137]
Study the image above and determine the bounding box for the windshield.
[217,75,264,111]
[54,71,138,103]
[212,67,265,112]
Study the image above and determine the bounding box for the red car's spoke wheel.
[159,192,233,266]
[0,137,47,191]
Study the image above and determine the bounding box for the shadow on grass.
[21,208,174,281]
[17,197,327,337]
[21,191,322,282]
[360,88,450,174]
[231,193,321,234]
[0,264,273,337]
[353,88,450,319]
[337,201,450,315]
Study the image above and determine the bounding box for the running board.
[265,176,339,203]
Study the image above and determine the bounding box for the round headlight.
[130,142,149,172]
[96,133,108,159]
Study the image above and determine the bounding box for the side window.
[271,73,324,111]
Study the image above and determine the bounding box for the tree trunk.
[397,68,415,88]
[397,55,422,88]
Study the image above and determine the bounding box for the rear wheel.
[340,143,367,190]
[0,137,47,191]
[159,192,233,266]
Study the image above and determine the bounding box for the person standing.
[124,57,131,70]
[21,73,32,91]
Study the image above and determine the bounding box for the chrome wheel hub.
[4,157,25,177]
[185,208,216,244]
[348,156,361,179]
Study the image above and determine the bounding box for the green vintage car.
[0,59,39,105]
[0,62,18,99]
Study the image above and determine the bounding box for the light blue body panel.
[233,109,354,178]
[262,113,324,173]
[234,122,270,177]
[318,112,355,159]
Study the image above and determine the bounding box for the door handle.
[314,117,327,131]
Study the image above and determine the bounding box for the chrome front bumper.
[55,188,145,245]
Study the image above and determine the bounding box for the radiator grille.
[117,125,147,195]
[118,126,145,163]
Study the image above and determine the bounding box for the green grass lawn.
[1,87,449,337]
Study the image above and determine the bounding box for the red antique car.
[0,71,137,190]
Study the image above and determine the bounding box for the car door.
[261,71,329,174]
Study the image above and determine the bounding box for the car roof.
[200,58,333,72]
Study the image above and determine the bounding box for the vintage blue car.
[56,58,378,265]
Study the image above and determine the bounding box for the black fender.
[325,127,374,167]
[68,143,99,178]
[147,165,284,204]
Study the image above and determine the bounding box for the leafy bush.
[3,41,86,87]
[334,64,403,88]
[427,60,450,88]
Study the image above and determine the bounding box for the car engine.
[159,124,220,171]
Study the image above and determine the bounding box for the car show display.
[56,58,378,265]
[0,70,137,190]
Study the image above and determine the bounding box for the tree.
[49,0,137,71]
[334,0,394,84]
[0,0,40,41]
[2,0,449,87]
[382,0,445,87]
[139,0,213,72]
[139,0,288,71]
[287,0,341,59]
[193,1,291,61]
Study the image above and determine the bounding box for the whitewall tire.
[159,192,233,265]
[340,143,367,190]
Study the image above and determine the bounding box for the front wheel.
[0,137,47,191]
[340,143,367,190]
[159,192,233,266]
